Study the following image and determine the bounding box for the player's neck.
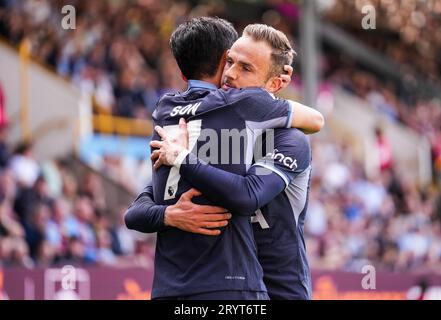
[199,66,223,88]
[198,76,221,88]
[196,55,225,88]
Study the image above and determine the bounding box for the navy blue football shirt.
[251,129,312,300]
[170,128,313,299]
[126,127,313,299]
[132,80,295,298]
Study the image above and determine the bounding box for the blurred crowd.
[0,0,189,118]
[0,0,441,273]
[295,47,441,273]
[0,132,155,268]
[306,133,441,273]
[323,0,441,189]
[324,58,441,187]
[324,0,441,89]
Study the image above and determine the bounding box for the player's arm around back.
[289,100,325,134]
[162,188,232,236]
[124,184,231,236]
[124,184,168,233]
[279,65,324,134]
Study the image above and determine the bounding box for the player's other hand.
[150,118,189,170]
[164,188,232,236]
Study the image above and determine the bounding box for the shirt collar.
[186,79,218,93]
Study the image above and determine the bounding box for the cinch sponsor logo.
[266,149,297,171]
[170,102,201,117]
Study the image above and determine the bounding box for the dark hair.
[170,17,238,80]
[14,141,33,155]
[243,24,296,80]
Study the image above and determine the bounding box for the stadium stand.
[0,0,440,277]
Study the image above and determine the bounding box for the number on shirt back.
[162,120,202,200]
[251,209,269,229]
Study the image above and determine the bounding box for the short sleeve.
[251,128,311,189]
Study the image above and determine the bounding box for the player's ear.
[266,76,284,94]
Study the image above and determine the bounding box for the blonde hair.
[243,24,296,79]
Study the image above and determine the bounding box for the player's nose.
[224,66,237,80]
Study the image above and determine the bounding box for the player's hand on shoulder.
[150,118,190,170]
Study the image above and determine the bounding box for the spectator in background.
[0,83,10,169]
[431,131,441,186]
[0,127,10,170]
[72,196,97,262]
[14,174,53,226]
[8,237,33,268]
[9,142,40,189]
[35,240,58,267]
[0,169,17,204]
[61,171,78,210]
[60,236,88,266]
[0,237,12,267]
[24,202,51,259]
[81,172,107,212]
[51,198,74,246]
[112,206,139,257]
[41,160,64,199]
[375,126,394,173]
[95,228,117,266]
[0,197,32,269]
